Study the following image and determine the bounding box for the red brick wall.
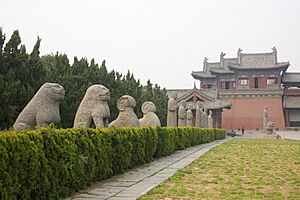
[222,98,285,130]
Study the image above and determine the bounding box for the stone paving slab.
[67,138,230,200]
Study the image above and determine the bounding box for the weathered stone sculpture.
[201,108,208,128]
[167,93,177,127]
[208,110,213,128]
[195,101,202,127]
[74,85,110,128]
[263,106,269,130]
[266,121,275,134]
[186,104,193,126]
[178,100,187,126]
[139,101,161,127]
[109,95,139,127]
[13,83,65,130]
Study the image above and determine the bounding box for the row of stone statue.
[13,83,161,130]
[167,93,214,128]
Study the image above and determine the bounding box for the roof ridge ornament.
[220,52,225,68]
[203,57,208,71]
[272,46,277,64]
[220,52,225,60]
[237,48,243,64]
[272,46,277,54]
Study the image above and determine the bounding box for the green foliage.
[0,29,168,129]
[0,127,225,199]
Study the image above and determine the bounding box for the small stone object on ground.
[266,121,275,134]
[13,83,65,130]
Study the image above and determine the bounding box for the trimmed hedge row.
[0,127,225,199]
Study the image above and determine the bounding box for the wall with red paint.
[222,98,285,130]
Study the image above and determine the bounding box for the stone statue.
[109,95,139,127]
[220,52,226,60]
[167,93,177,127]
[186,104,193,126]
[263,106,269,130]
[208,110,213,128]
[178,100,187,127]
[195,101,202,127]
[272,46,277,54]
[203,57,209,71]
[74,85,110,128]
[139,101,161,127]
[201,108,208,128]
[237,48,243,55]
[266,121,275,134]
[13,83,65,130]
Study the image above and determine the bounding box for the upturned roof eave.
[227,65,289,71]
[191,72,216,79]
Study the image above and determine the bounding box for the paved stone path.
[67,138,230,200]
[233,130,300,140]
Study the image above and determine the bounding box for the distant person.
[242,126,245,135]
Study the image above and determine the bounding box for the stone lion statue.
[109,95,139,127]
[13,83,65,130]
[139,101,161,127]
[73,84,110,128]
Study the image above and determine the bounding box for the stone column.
[263,106,269,130]
[178,100,187,127]
[186,104,193,126]
[195,101,202,127]
[167,93,178,127]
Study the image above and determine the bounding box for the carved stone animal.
[13,83,65,130]
[74,85,110,128]
[139,101,161,127]
[109,95,139,127]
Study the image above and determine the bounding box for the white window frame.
[239,78,248,85]
[267,78,277,85]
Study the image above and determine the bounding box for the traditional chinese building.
[168,47,300,130]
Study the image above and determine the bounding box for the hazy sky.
[1,0,300,89]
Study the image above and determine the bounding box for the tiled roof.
[228,63,289,70]
[239,53,276,68]
[284,96,300,108]
[210,68,235,74]
[283,73,300,83]
[191,71,216,79]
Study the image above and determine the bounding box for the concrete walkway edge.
[68,137,231,200]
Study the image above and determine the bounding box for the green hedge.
[0,127,225,199]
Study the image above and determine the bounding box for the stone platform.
[66,138,230,200]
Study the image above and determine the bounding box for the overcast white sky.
[1,0,300,89]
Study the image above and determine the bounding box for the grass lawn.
[140,138,300,200]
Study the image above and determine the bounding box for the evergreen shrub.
[0,127,225,199]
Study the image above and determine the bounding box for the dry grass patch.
[140,138,300,200]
